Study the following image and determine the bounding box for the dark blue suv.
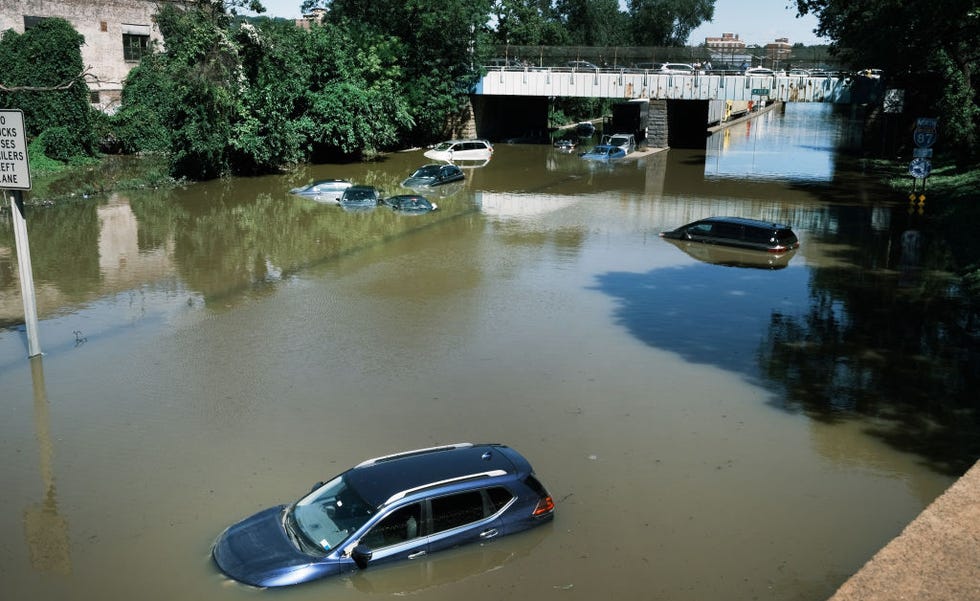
[212,443,555,587]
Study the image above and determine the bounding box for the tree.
[556,0,631,46]
[626,0,715,46]
[491,0,569,46]
[0,18,98,160]
[297,21,413,158]
[794,0,979,161]
[316,0,496,143]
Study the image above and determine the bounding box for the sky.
[252,0,828,47]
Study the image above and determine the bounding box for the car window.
[487,487,514,512]
[430,491,486,533]
[360,503,423,549]
[689,223,713,235]
[744,227,774,243]
[714,223,742,238]
[776,230,798,245]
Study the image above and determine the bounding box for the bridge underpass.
[468,70,875,148]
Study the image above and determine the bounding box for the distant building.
[703,32,752,70]
[0,0,191,113]
[764,37,793,69]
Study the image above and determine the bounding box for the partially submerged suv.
[660,216,800,253]
[212,443,555,587]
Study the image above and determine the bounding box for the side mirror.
[310,481,325,493]
[352,544,373,570]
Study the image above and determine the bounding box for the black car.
[660,216,800,253]
[384,194,438,214]
[339,185,381,210]
[401,164,465,188]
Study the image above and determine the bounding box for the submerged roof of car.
[700,216,793,230]
[344,443,526,508]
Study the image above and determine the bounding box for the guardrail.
[475,69,855,103]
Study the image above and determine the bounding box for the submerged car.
[339,185,381,210]
[423,139,493,162]
[402,164,464,188]
[660,216,800,253]
[212,443,555,588]
[601,133,636,155]
[289,179,352,204]
[581,144,626,160]
[384,194,438,213]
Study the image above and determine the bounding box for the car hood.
[212,505,317,587]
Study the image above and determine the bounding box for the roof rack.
[382,470,508,506]
[355,442,473,468]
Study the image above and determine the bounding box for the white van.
[423,139,493,162]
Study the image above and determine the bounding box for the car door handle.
[479,528,499,539]
[408,550,427,559]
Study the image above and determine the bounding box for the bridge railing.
[487,44,846,73]
[475,69,857,103]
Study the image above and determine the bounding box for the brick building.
[703,32,751,70]
[0,0,191,112]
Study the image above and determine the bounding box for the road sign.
[908,157,932,178]
[913,147,933,158]
[751,88,770,96]
[913,117,938,148]
[0,109,31,190]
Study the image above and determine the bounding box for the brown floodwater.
[0,104,967,601]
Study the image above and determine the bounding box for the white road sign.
[0,110,31,190]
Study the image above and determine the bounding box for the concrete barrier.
[828,460,980,601]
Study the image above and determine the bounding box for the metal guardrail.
[475,69,855,103]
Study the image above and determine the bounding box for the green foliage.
[557,0,631,46]
[492,0,569,45]
[110,53,175,154]
[0,18,98,161]
[627,0,715,46]
[795,0,979,162]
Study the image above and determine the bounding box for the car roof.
[344,443,525,508]
[701,216,792,230]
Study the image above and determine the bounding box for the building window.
[122,24,151,62]
[24,16,45,29]
[123,33,149,61]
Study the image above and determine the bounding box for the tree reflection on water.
[760,209,979,476]
[598,203,979,476]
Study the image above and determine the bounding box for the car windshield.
[344,189,375,201]
[290,475,374,551]
[412,166,440,178]
[432,142,454,151]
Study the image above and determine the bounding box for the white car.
[745,67,776,76]
[423,139,493,162]
[661,63,696,74]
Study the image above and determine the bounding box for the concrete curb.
[828,460,980,601]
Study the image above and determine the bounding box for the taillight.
[532,495,555,517]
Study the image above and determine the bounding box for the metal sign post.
[1,109,41,357]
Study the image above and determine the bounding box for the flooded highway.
[1,103,973,600]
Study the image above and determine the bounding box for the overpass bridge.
[468,68,872,148]
[476,68,853,103]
